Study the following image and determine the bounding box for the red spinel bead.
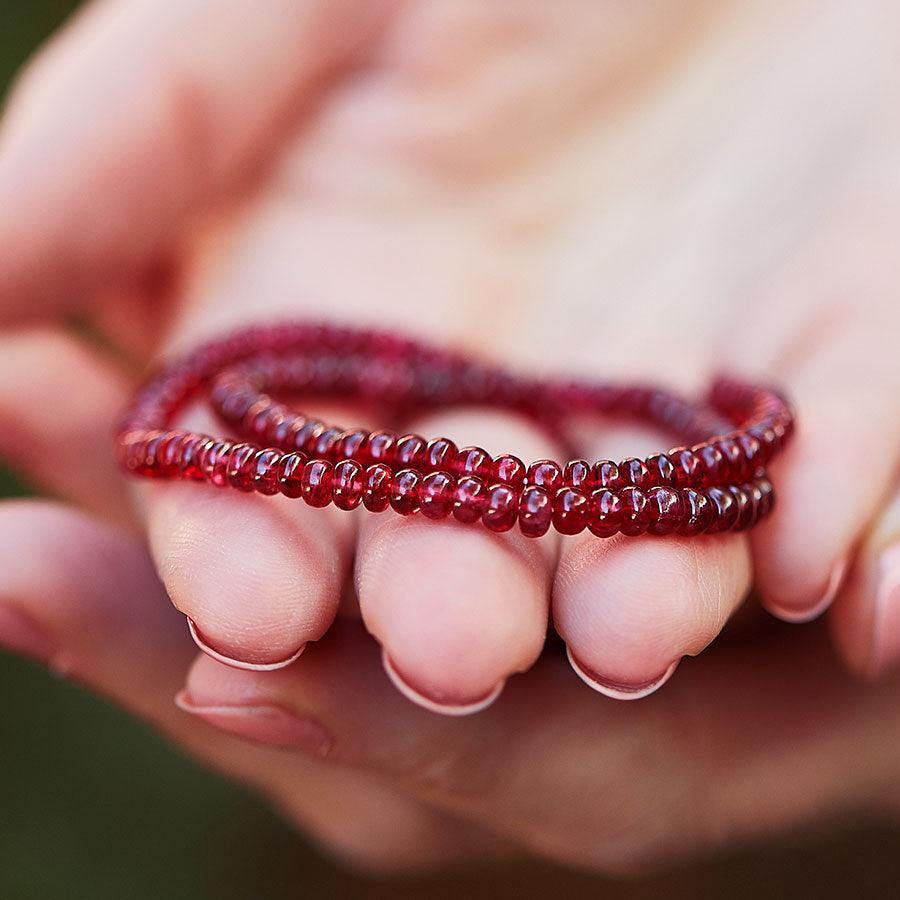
[456,446,492,481]
[292,418,325,453]
[332,460,364,510]
[696,443,725,486]
[619,486,651,536]
[593,460,625,490]
[453,476,488,523]
[527,460,562,490]
[424,437,457,472]
[366,431,397,467]
[227,443,257,492]
[277,452,307,498]
[706,486,738,533]
[670,447,701,487]
[390,469,422,516]
[244,402,274,442]
[301,460,334,508]
[311,426,343,459]
[730,485,754,530]
[519,486,553,538]
[420,471,455,519]
[563,459,592,488]
[553,487,590,535]
[201,441,233,487]
[253,448,282,495]
[678,488,714,536]
[621,457,650,488]
[156,432,186,476]
[738,433,762,473]
[335,429,367,461]
[363,464,393,512]
[646,486,684,535]
[588,489,622,537]
[138,432,165,477]
[482,484,519,533]
[395,433,425,468]
[492,454,526,486]
[179,434,209,481]
[717,436,743,481]
[646,453,677,487]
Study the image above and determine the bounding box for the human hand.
[2,0,900,871]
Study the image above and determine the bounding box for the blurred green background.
[2,4,900,899]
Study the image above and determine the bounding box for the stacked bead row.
[118,428,774,538]
[208,383,789,494]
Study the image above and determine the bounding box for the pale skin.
[1,0,900,872]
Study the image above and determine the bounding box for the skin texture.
[1,0,900,872]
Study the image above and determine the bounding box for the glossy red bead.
[678,488,714,536]
[552,487,590,535]
[226,443,257,492]
[200,440,233,487]
[311,426,343,459]
[646,453,677,487]
[363,464,393,512]
[696,443,725,486]
[420,471,455,519]
[335,429,367,461]
[366,431,397,467]
[332,460,364,510]
[424,437,457,472]
[588,489,622,537]
[277,452,307,498]
[706,486,738,533]
[482,484,519,533]
[646,486,684,535]
[519,486,553,537]
[395,433,427,468]
[253,448,283,495]
[492,454,526,486]
[527,460,562,490]
[593,460,625,490]
[717,436,743,481]
[301,460,334,508]
[390,469,422,516]
[292,418,325,454]
[619,486,651,536]
[730,484,754,530]
[453,476,488,524]
[563,459,592,488]
[456,446,492,481]
[179,434,209,481]
[669,447,701,487]
[621,457,650,488]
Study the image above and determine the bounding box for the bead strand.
[116,321,793,539]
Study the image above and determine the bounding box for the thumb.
[0,0,397,319]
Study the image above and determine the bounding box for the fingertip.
[566,645,679,700]
[762,554,849,624]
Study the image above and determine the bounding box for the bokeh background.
[2,4,900,899]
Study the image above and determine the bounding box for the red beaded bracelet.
[115,322,794,539]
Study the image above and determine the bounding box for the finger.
[141,418,357,670]
[354,409,560,715]
[0,499,493,874]
[829,487,900,679]
[0,0,397,318]
[743,233,900,622]
[553,423,752,698]
[183,618,900,872]
[0,327,133,524]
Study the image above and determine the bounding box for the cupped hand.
[2,0,900,871]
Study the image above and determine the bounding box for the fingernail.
[871,544,900,677]
[187,618,305,671]
[175,690,332,756]
[381,650,504,716]
[566,646,679,700]
[765,555,849,624]
[0,605,57,665]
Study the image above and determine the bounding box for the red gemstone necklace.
[116,322,793,538]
